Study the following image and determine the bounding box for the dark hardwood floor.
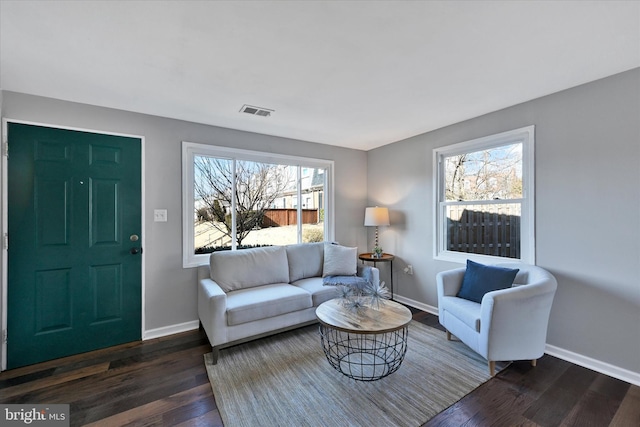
[1,310,638,426]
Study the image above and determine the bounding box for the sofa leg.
[488,361,496,376]
[531,359,537,367]
[211,347,220,365]
[446,330,452,341]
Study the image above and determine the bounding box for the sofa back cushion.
[210,246,289,292]
[286,242,324,282]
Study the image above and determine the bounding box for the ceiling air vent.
[240,104,274,117]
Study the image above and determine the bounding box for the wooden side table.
[359,253,395,299]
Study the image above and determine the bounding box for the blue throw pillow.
[457,260,519,303]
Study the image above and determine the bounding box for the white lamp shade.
[364,207,390,226]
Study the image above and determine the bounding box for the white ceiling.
[1,1,638,151]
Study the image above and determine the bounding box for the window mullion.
[442,198,524,207]
[296,166,302,243]
[231,158,237,250]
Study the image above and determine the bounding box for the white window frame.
[433,125,535,264]
[182,141,334,268]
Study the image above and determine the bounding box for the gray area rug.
[204,321,500,427]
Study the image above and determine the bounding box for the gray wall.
[367,68,640,375]
[0,90,3,366]
[0,91,369,337]
[1,70,638,377]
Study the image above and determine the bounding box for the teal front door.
[7,123,142,369]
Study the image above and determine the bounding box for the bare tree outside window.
[194,156,293,247]
[445,143,522,201]
[182,141,333,267]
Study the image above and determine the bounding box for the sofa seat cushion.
[210,246,290,292]
[441,296,481,332]
[286,242,324,282]
[226,283,313,326]
[293,277,338,307]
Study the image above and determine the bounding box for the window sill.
[435,251,530,265]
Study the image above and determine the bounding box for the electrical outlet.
[404,264,414,275]
[154,209,168,222]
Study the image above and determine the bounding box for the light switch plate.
[154,209,168,222]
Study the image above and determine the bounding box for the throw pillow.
[457,260,519,303]
[322,243,357,277]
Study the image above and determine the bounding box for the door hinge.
[2,329,6,344]
[2,142,8,158]
[3,233,7,250]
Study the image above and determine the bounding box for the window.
[182,142,334,267]
[434,126,535,264]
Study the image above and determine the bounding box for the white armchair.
[436,262,557,376]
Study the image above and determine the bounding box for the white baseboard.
[143,320,200,340]
[545,344,640,387]
[395,293,640,387]
[393,294,438,316]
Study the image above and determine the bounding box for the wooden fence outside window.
[446,206,521,259]
[262,209,319,227]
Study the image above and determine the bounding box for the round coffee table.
[315,298,412,381]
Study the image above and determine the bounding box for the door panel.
[7,123,142,369]
[91,179,120,245]
[36,177,71,246]
[90,263,123,323]
[35,268,72,334]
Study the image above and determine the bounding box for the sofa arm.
[436,267,466,320]
[357,265,380,287]
[198,277,228,348]
[479,280,557,360]
[436,267,466,296]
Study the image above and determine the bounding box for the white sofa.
[198,242,379,363]
[437,262,557,376]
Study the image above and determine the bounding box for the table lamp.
[364,206,390,256]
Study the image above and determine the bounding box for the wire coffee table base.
[319,324,409,381]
